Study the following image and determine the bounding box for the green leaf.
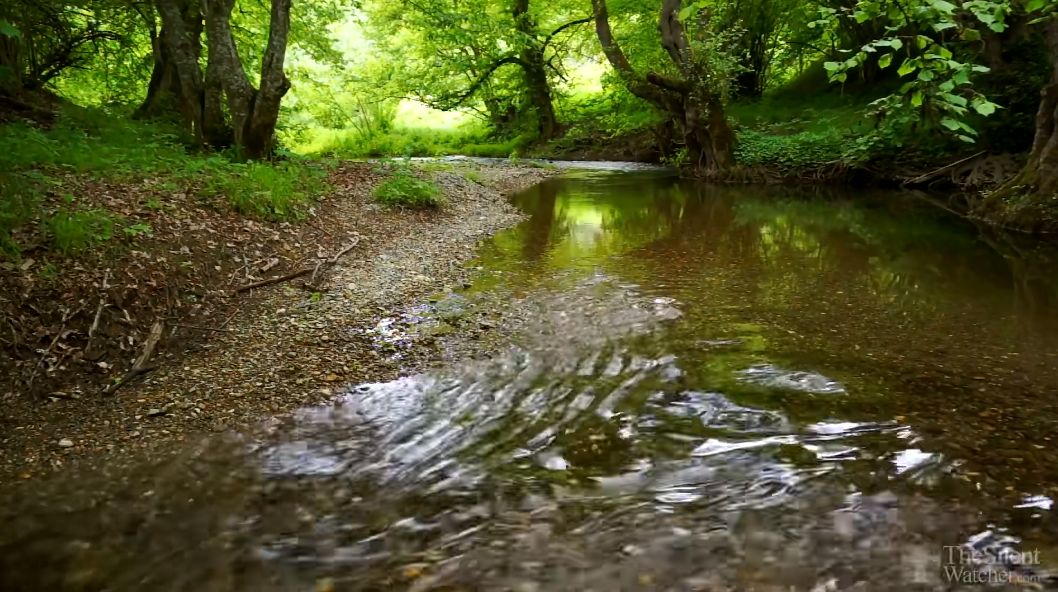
[0,20,19,38]
[956,134,976,143]
[973,100,998,116]
[678,5,695,21]
[878,53,893,69]
[962,28,982,41]
[940,117,961,131]
[1027,0,1046,11]
[917,69,935,81]
[823,61,840,72]
[897,60,916,76]
[941,93,968,107]
[911,90,924,107]
[890,38,903,51]
[929,0,957,13]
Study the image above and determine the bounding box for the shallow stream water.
[5,168,1058,591]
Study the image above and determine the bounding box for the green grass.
[0,107,333,258]
[200,160,329,220]
[46,206,117,254]
[303,123,531,159]
[372,163,442,208]
[0,172,42,257]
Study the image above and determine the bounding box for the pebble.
[58,438,74,448]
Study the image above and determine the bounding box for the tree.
[591,0,736,175]
[140,0,293,159]
[0,1,126,95]
[367,0,589,139]
[982,14,1058,226]
[821,0,1058,230]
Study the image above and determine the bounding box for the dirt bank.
[0,161,553,483]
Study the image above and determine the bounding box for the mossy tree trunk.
[512,0,559,139]
[979,20,1058,230]
[0,31,22,95]
[591,0,734,175]
[145,0,291,159]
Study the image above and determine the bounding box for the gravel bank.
[0,161,554,484]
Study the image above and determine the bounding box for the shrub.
[372,165,442,208]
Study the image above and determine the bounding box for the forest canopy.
[1,0,1057,227]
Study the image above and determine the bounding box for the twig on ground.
[232,238,361,294]
[172,323,233,333]
[219,308,240,329]
[27,306,82,388]
[102,320,163,396]
[329,237,360,264]
[233,268,313,294]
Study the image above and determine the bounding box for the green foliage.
[736,129,847,168]
[196,159,327,219]
[372,163,443,208]
[730,93,875,167]
[304,122,532,159]
[46,207,117,254]
[0,108,333,257]
[559,88,666,139]
[123,222,153,238]
[201,161,329,221]
[0,107,189,177]
[0,173,41,258]
[815,0,1039,145]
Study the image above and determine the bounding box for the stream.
[5,167,1058,591]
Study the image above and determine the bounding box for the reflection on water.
[4,170,1058,591]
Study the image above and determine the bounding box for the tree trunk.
[591,0,735,175]
[152,0,207,144]
[512,0,559,139]
[0,31,22,96]
[520,46,559,138]
[203,0,291,159]
[980,20,1058,231]
[134,1,194,121]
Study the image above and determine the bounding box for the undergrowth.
[303,124,532,159]
[0,107,332,258]
[372,161,442,208]
[46,204,117,254]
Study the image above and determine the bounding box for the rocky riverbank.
[0,161,554,484]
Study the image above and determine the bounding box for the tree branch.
[431,54,525,110]
[541,17,592,51]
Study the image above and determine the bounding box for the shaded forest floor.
[0,125,553,480]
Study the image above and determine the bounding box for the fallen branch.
[172,323,233,333]
[102,320,163,396]
[329,237,360,264]
[233,267,313,294]
[903,151,986,186]
[232,238,361,294]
